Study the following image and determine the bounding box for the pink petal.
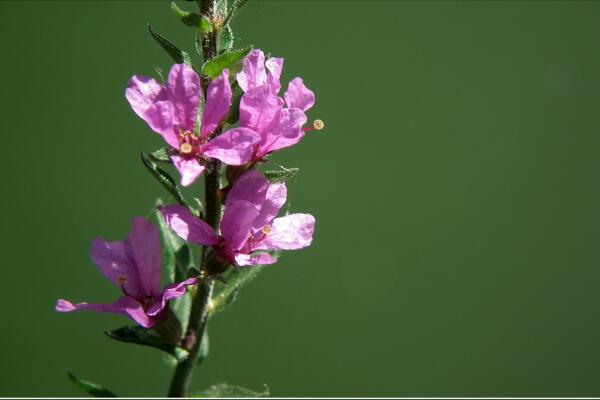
[239,86,284,134]
[166,64,201,132]
[258,108,307,156]
[125,75,179,148]
[252,182,287,233]
[220,200,259,251]
[161,205,218,246]
[201,69,232,138]
[125,217,162,297]
[234,252,278,267]
[55,296,154,328]
[147,277,198,316]
[171,155,205,187]
[203,128,260,165]
[265,57,284,95]
[90,237,146,299]
[236,49,267,92]
[254,213,315,251]
[226,170,268,208]
[284,77,315,112]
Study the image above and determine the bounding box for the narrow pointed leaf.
[151,205,194,282]
[221,0,250,29]
[171,2,204,28]
[209,265,264,315]
[150,147,172,162]
[67,372,117,398]
[105,326,189,361]
[197,331,209,364]
[217,25,234,52]
[226,82,242,124]
[148,25,192,66]
[203,46,252,79]
[264,167,299,183]
[192,383,269,398]
[141,152,187,207]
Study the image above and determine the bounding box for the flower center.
[180,142,193,155]
[178,130,201,156]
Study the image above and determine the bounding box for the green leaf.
[200,16,212,35]
[209,265,265,315]
[226,82,242,124]
[171,2,205,28]
[105,326,189,361]
[202,46,252,79]
[141,152,187,207]
[221,0,250,29]
[197,331,209,364]
[150,147,171,162]
[263,167,299,183]
[151,205,194,282]
[192,383,269,398]
[148,24,192,66]
[67,372,117,398]
[217,24,234,52]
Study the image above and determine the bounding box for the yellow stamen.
[313,119,325,130]
[180,142,193,154]
[117,276,128,285]
[261,225,272,235]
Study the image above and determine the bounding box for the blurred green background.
[2,0,600,396]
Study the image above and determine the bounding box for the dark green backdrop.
[2,0,600,396]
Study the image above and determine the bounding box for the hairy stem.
[167,2,221,396]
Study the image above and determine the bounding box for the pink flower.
[161,170,315,267]
[236,49,316,160]
[56,217,197,328]
[126,64,260,186]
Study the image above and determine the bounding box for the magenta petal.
[55,296,154,328]
[126,76,177,147]
[166,64,201,132]
[147,277,198,316]
[125,217,162,296]
[171,155,205,187]
[203,128,260,165]
[161,205,218,246]
[254,213,315,251]
[265,57,284,95]
[239,86,284,134]
[259,108,307,155]
[284,77,315,112]
[252,182,287,233]
[220,200,259,251]
[90,237,145,299]
[226,170,269,208]
[201,69,232,138]
[234,252,278,267]
[236,49,267,92]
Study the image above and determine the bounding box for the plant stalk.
[167,2,221,396]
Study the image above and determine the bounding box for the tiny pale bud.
[313,119,325,130]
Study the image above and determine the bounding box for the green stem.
[167,2,221,396]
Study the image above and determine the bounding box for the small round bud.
[313,119,325,130]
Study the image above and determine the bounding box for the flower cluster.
[56,49,318,328]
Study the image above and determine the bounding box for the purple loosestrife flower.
[56,217,197,328]
[161,170,315,267]
[236,49,316,160]
[126,64,260,186]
